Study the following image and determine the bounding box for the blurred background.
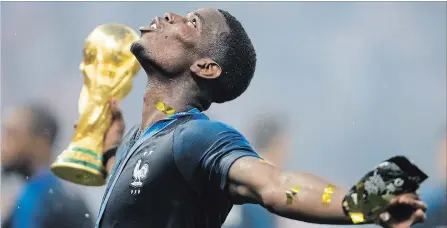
[1,2,446,228]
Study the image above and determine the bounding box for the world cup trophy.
[51,24,141,186]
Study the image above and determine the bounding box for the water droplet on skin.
[25,176,29,180]
[17,206,20,209]
[85,213,90,218]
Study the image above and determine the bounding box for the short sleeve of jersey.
[173,119,260,192]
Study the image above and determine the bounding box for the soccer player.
[92,8,427,228]
[1,102,94,228]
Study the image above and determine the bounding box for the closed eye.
[190,18,197,27]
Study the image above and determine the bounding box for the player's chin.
[130,40,145,56]
[130,47,159,73]
[131,41,151,63]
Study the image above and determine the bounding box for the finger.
[397,198,428,212]
[108,121,125,134]
[406,193,419,200]
[395,193,419,201]
[412,209,426,224]
[391,194,421,207]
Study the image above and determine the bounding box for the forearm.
[103,145,120,176]
[229,157,354,224]
[262,172,353,225]
[105,156,116,175]
[231,156,427,227]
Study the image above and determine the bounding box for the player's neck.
[140,76,199,131]
[29,145,52,177]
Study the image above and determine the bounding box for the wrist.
[341,191,376,225]
[104,143,120,153]
[333,189,357,225]
[102,146,118,172]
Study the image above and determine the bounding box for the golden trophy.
[51,24,141,186]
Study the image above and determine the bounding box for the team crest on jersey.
[130,159,149,195]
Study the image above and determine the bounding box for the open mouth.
[140,17,161,33]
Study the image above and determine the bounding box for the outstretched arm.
[171,119,426,227]
[227,157,427,227]
[227,156,351,224]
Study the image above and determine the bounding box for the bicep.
[227,156,282,205]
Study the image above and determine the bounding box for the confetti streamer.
[156,101,175,115]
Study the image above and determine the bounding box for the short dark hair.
[26,102,59,146]
[203,9,257,104]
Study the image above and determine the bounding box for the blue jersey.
[97,109,260,228]
[3,170,93,228]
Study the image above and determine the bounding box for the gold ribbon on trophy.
[51,24,141,186]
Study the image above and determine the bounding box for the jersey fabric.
[2,170,93,228]
[97,109,260,228]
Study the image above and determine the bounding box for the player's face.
[1,110,33,170]
[131,8,229,76]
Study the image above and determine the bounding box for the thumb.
[411,209,426,224]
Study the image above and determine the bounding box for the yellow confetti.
[322,185,335,206]
[291,186,300,194]
[349,212,365,224]
[285,186,301,205]
[156,101,175,115]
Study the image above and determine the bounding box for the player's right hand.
[73,98,125,153]
[103,98,125,152]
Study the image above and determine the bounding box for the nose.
[164,12,181,24]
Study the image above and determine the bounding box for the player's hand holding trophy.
[51,24,141,186]
[342,156,428,226]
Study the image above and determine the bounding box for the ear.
[190,58,222,79]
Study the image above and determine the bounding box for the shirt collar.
[165,108,201,120]
[142,108,205,137]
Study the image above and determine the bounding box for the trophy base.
[51,162,106,186]
[51,147,106,186]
